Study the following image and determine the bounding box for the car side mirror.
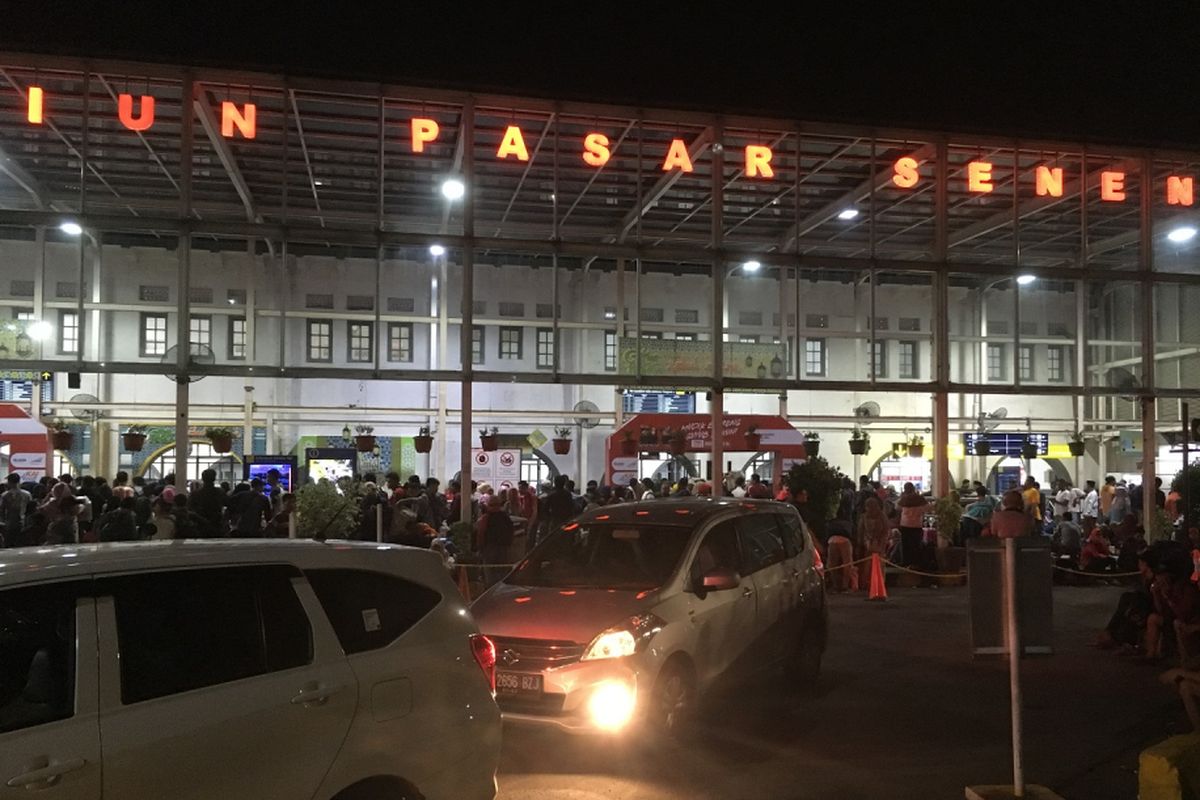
[701,567,740,592]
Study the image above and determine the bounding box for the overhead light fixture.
[603,309,616,320]
[26,320,53,341]
[1016,274,1037,286]
[837,208,860,221]
[227,297,236,305]
[59,221,82,236]
[742,260,762,273]
[429,244,446,257]
[1168,225,1198,244]
[313,179,325,187]
[441,178,466,200]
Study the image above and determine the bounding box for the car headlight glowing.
[581,614,666,661]
[588,680,637,731]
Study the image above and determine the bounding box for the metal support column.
[710,119,724,495]
[242,385,254,456]
[1139,159,1157,526]
[459,100,475,523]
[174,75,195,491]
[933,140,950,496]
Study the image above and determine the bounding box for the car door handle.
[291,684,344,707]
[7,757,87,789]
[741,587,754,598]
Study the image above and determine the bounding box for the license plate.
[496,671,543,695]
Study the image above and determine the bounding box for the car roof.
[572,497,797,528]
[0,538,443,588]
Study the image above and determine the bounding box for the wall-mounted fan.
[853,401,881,423]
[573,399,600,429]
[1107,367,1141,403]
[161,344,216,383]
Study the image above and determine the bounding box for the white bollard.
[288,511,297,539]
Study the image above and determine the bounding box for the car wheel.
[786,618,824,688]
[649,659,697,738]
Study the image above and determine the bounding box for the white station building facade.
[0,51,1196,515]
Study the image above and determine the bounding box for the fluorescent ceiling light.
[1016,274,1037,286]
[26,320,53,340]
[429,244,446,256]
[441,178,465,200]
[742,260,762,273]
[1168,225,1197,244]
[837,208,859,220]
[59,221,82,236]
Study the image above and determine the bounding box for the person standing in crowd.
[415,478,448,530]
[1109,484,1132,525]
[990,490,1033,538]
[1021,477,1042,527]
[544,474,576,533]
[265,493,295,538]
[745,473,771,499]
[190,468,227,536]
[149,496,175,540]
[1,473,32,547]
[475,494,515,586]
[1080,480,1099,526]
[897,482,929,567]
[731,476,747,498]
[110,471,135,504]
[95,497,138,542]
[1099,475,1117,519]
[672,476,692,498]
[229,479,272,536]
[640,478,657,501]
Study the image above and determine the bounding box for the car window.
[776,512,806,557]
[0,583,78,733]
[305,569,441,655]
[106,566,311,704]
[690,521,741,583]
[735,514,787,574]
[510,524,694,590]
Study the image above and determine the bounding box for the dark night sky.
[2,2,1198,149]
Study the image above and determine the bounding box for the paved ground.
[497,584,1190,800]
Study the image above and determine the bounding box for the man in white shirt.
[1053,480,1084,522]
[1080,480,1099,523]
[731,476,747,498]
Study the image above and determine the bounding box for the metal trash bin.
[968,537,1053,657]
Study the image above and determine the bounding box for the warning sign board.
[470,448,522,490]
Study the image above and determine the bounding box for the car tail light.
[470,634,497,693]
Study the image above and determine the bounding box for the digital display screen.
[307,457,355,484]
[246,462,293,492]
[963,432,1049,457]
[622,391,695,414]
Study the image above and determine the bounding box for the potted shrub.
[552,426,573,455]
[1020,436,1039,460]
[803,431,821,459]
[206,426,234,454]
[1068,430,1086,457]
[48,419,73,451]
[849,426,869,455]
[906,434,925,459]
[933,493,968,583]
[122,424,148,452]
[413,425,433,454]
[479,427,499,452]
[619,430,638,457]
[744,425,762,452]
[973,435,991,456]
[666,428,687,457]
[353,424,376,453]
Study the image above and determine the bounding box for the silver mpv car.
[471,498,827,735]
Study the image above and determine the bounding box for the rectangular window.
[347,322,373,363]
[604,330,617,371]
[1047,345,1065,382]
[739,335,759,344]
[499,302,525,318]
[536,327,554,369]
[870,340,887,379]
[471,327,485,365]
[899,341,918,379]
[228,317,247,360]
[306,319,332,363]
[737,311,763,327]
[387,297,415,313]
[188,315,212,349]
[499,326,522,359]
[387,322,413,363]
[139,285,169,303]
[641,331,662,340]
[305,293,333,309]
[187,286,213,305]
[675,333,696,341]
[987,343,1006,381]
[345,295,375,311]
[140,313,168,357]
[0,583,79,732]
[535,303,560,319]
[1018,345,1034,382]
[805,338,826,376]
[14,308,33,321]
[675,309,699,324]
[805,314,828,329]
[58,310,79,355]
[898,317,921,332]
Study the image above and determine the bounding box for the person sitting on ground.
[1052,514,1083,559]
[1145,545,1200,662]
[1080,528,1115,572]
[1097,545,1159,651]
[990,490,1033,539]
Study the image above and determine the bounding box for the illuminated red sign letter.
[411,117,439,153]
[745,145,774,178]
[662,139,694,173]
[892,156,919,189]
[582,132,611,167]
[1034,165,1063,197]
[27,86,43,124]
[220,102,257,139]
[118,94,155,132]
[1100,170,1125,202]
[496,125,529,161]
[967,161,994,193]
[1167,175,1194,206]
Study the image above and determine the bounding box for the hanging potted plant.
[122,424,148,452]
[849,426,869,455]
[619,429,638,457]
[1021,436,1039,460]
[206,426,235,454]
[413,425,433,454]
[973,433,991,456]
[1068,430,1086,457]
[744,425,762,452]
[552,426,573,455]
[48,419,73,451]
[353,424,376,453]
[906,434,925,459]
[666,427,687,457]
[803,431,821,459]
[479,426,499,452]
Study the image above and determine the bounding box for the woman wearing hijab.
[990,490,1033,539]
[1109,485,1132,525]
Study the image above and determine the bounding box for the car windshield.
[508,524,693,590]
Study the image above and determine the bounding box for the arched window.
[139,441,241,485]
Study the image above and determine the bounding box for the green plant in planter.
[447,520,475,555]
[784,457,846,540]
[1172,462,1200,530]
[933,492,963,547]
[554,426,572,439]
[849,426,869,455]
[295,478,364,539]
[1148,507,1175,543]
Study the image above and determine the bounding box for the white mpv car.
[0,540,501,800]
